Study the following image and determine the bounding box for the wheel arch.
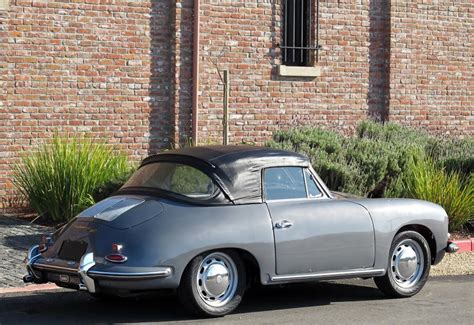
[396,224,437,264]
[178,247,262,287]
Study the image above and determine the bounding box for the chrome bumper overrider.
[24,245,173,293]
[445,241,459,253]
[79,252,96,292]
[23,245,42,283]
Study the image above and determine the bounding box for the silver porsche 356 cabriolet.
[24,145,458,317]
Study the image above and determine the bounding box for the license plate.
[58,240,88,261]
[59,274,70,283]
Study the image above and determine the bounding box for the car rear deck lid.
[78,196,164,229]
[79,197,144,221]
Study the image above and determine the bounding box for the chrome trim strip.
[88,268,172,280]
[271,268,386,282]
[265,197,331,203]
[33,263,78,274]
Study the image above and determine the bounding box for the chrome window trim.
[308,166,334,198]
[303,168,324,199]
[264,196,331,203]
[262,166,329,203]
[263,166,308,201]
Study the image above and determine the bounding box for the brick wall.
[198,0,373,144]
[1,0,473,201]
[389,1,473,135]
[168,0,194,146]
[0,0,171,199]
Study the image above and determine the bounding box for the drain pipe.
[192,0,200,145]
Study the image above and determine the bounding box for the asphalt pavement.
[0,275,472,324]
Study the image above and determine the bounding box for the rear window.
[123,163,217,199]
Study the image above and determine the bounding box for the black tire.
[178,250,246,317]
[374,230,431,298]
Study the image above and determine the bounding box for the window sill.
[277,65,321,78]
[0,0,9,11]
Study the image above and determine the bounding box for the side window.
[264,167,307,200]
[304,169,322,198]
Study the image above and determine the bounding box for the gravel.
[431,252,474,276]
[0,215,51,288]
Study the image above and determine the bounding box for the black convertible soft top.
[140,145,310,204]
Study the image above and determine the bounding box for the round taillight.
[105,254,128,263]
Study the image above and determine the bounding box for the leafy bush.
[13,136,132,223]
[267,124,424,197]
[357,120,474,175]
[91,172,134,203]
[266,121,473,199]
[400,158,474,231]
[426,137,474,175]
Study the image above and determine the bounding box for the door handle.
[275,220,293,229]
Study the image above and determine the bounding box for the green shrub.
[267,124,424,197]
[13,136,132,222]
[357,120,474,175]
[401,158,474,231]
[268,127,352,192]
[91,171,134,203]
[426,137,474,175]
[266,121,473,199]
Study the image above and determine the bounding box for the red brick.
[0,0,472,204]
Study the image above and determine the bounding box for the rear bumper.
[24,245,173,293]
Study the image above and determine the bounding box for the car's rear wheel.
[178,250,246,317]
[374,230,431,297]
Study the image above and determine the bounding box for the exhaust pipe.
[23,274,34,283]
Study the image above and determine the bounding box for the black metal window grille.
[282,0,319,66]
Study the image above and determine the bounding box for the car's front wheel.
[374,230,431,297]
[178,250,246,317]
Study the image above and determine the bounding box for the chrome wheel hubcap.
[391,239,424,288]
[196,252,238,307]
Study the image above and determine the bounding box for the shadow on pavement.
[0,280,386,323]
[237,280,385,314]
[3,234,44,251]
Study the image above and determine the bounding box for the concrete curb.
[0,283,59,295]
[453,239,474,253]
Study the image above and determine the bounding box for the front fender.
[352,198,448,269]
